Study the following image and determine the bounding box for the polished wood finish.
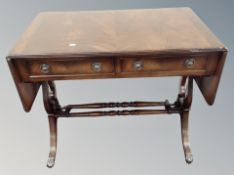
[42,81,60,168]
[8,8,225,56]
[6,8,227,167]
[119,54,217,74]
[7,8,227,110]
[195,51,227,104]
[179,77,193,164]
[7,59,40,111]
[11,52,220,83]
[64,101,166,109]
[47,115,57,168]
[41,78,192,166]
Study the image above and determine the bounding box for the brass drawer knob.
[92,62,102,72]
[133,61,143,70]
[185,58,195,68]
[40,64,50,73]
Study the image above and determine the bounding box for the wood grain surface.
[6,8,228,166]
[9,7,226,57]
[7,7,227,111]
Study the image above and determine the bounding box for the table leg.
[41,78,195,167]
[42,81,61,168]
[178,76,193,164]
[180,110,193,164]
[47,114,57,168]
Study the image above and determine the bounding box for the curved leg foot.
[180,111,193,164]
[47,115,57,168]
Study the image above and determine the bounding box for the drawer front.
[15,58,115,81]
[120,55,215,75]
[13,54,218,82]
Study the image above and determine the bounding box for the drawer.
[119,55,217,75]
[14,58,115,81]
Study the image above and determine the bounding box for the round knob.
[40,64,50,73]
[185,58,195,68]
[133,61,143,70]
[92,62,102,72]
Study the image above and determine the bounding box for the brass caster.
[185,153,193,164]
[47,156,55,168]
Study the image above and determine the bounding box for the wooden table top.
[9,7,226,58]
[7,7,227,112]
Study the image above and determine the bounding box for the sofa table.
[7,7,227,168]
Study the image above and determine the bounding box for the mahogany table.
[7,7,227,167]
